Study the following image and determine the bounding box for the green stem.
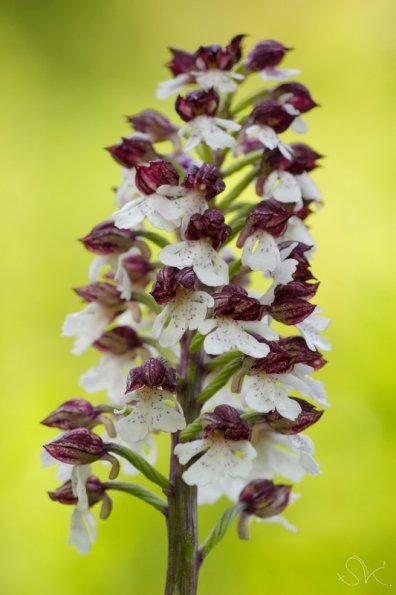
[231,88,270,115]
[130,291,161,313]
[217,169,258,211]
[221,151,262,178]
[164,333,205,595]
[197,358,242,404]
[106,443,171,490]
[103,481,168,514]
[199,504,242,561]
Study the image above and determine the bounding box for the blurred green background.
[1,0,395,593]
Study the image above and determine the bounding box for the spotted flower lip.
[176,88,220,122]
[41,399,100,431]
[213,285,265,321]
[135,160,179,194]
[182,163,225,200]
[43,428,107,465]
[184,209,231,249]
[73,282,124,309]
[106,137,158,168]
[80,222,136,255]
[202,405,252,441]
[271,82,318,113]
[93,326,142,355]
[127,109,177,142]
[151,266,196,304]
[48,476,106,507]
[254,398,324,435]
[125,358,177,393]
[237,199,293,247]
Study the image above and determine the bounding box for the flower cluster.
[42,34,330,573]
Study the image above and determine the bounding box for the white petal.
[80,354,130,404]
[115,168,141,208]
[116,407,149,442]
[259,514,297,533]
[156,74,192,99]
[291,116,308,134]
[62,303,110,355]
[242,232,281,273]
[174,439,208,465]
[69,509,96,555]
[113,198,145,229]
[264,171,302,205]
[296,173,321,201]
[260,67,301,81]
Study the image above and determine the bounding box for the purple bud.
[73,282,124,309]
[273,281,319,303]
[121,255,154,287]
[106,137,157,168]
[135,160,179,194]
[250,341,296,375]
[256,398,323,434]
[93,326,142,355]
[239,479,291,518]
[151,266,195,304]
[237,199,292,247]
[246,40,291,71]
[265,143,322,175]
[44,428,106,465]
[265,285,316,325]
[167,48,195,75]
[126,358,177,393]
[182,163,225,201]
[48,476,105,506]
[41,399,99,430]
[184,209,231,249]
[280,336,326,370]
[79,221,136,255]
[251,101,295,133]
[272,82,318,113]
[127,110,177,142]
[213,285,265,321]
[176,88,219,122]
[203,405,251,441]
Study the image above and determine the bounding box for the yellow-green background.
[1,0,395,593]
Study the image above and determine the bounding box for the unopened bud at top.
[126,358,177,393]
[213,285,265,321]
[271,82,318,113]
[176,88,219,121]
[239,479,291,518]
[185,209,231,249]
[80,221,136,255]
[106,137,157,168]
[246,40,291,71]
[73,282,124,309]
[202,405,251,441]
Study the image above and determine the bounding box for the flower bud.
[280,336,326,370]
[151,266,195,304]
[265,143,322,175]
[121,255,154,286]
[202,405,251,441]
[127,110,177,142]
[254,398,323,434]
[106,137,157,168]
[126,358,177,393]
[73,282,124,309]
[44,428,106,465]
[135,160,179,194]
[239,479,291,518]
[176,88,219,122]
[237,199,292,247]
[273,281,319,303]
[41,399,99,430]
[265,296,316,325]
[184,209,231,249]
[93,326,142,355]
[182,163,225,200]
[251,101,295,133]
[79,221,136,255]
[249,340,296,375]
[246,40,291,71]
[213,285,265,321]
[271,82,318,113]
[194,34,245,71]
[48,476,105,506]
[167,48,195,75]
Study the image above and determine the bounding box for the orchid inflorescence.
[42,35,330,594]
